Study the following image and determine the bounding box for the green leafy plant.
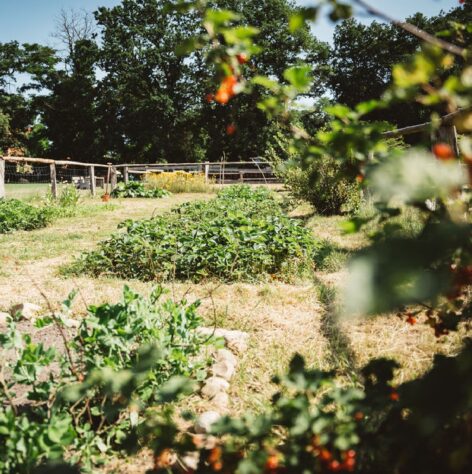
[0,198,52,233]
[0,287,208,473]
[111,181,171,198]
[279,156,361,215]
[69,185,318,282]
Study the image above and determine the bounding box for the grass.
[0,190,465,425]
[5,183,51,200]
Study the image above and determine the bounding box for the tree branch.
[351,0,467,57]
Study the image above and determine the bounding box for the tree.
[39,39,102,162]
[94,0,328,163]
[0,41,57,155]
[328,4,472,127]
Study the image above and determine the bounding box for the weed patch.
[0,199,52,233]
[68,185,317,282]
[111,181,171,198]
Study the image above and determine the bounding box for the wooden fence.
[0,157,277,199]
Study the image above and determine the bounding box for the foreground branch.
[352,0,467,57]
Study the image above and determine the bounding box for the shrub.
[0,198,52,233]
[144,170,212,193]
[280,157,361,215]
[69,185,317,282]
[0,287,208,472]
[111,180,171,198]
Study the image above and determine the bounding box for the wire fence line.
[0,156,279,199]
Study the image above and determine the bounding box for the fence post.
[204,161,209,184]
[123,166,129,184]
[110,166,117,190]
[50,163,58,198]
[438,124,459,157]
[239,171,244,183]
[0,157,5,199]
[89,166,96,197]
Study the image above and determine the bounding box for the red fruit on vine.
[205,93,215,103]
[226,123,237,135]
[346,450,356,459]
[320,448,333,462]
[343,457,356,471]
[236,52,248,64]
[390,390,400,402]
[215,74,238,104]
[154,449,175,469]
[356,173,364,183]
[406,314,417,325]
[215,89,230,105]
[328,460,341,472]
[433,143,455,160]
[265,453,280,470]
[354,411,364,421]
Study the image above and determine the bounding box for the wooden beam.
[0,157,5,199]
[2,156,109,168]
[110,166,117,190]
[50,163,58,199]
[383,108,471,138]
[89,166,96,197]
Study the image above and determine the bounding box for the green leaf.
[283,65,312,91]
[175,37,203,56]
[289,7,318,33]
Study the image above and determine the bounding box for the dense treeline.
[0,0,470,164]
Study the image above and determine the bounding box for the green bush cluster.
[70,185,317,282]
[280,157,361,216]
[0,198,52,233]
[110,181,171,198]
[0,287,208,473]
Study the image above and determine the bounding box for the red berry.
[265,454,279,470]
[226,123,237,135]
[390,390,400,402]
[354,411,364,421]
[433,143,455,160]
[406,315,417,325]
[236,53,248,64]
[205,93,214,103]
[215,89,230,105]
[328,460,341,472]
[320,448,332,462]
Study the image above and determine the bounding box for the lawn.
[4,183,51,199]
[0,188,464,473]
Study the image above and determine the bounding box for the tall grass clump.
[68,185,318,282]
[145,170,213,193]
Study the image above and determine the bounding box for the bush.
[111,180,171,198]
[280,157,361,215]
[69,185,317,282]
[0,287,208,473]
[0,198,52,233]
[145,171,212,193]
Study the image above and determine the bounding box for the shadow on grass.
[316,280,359,380]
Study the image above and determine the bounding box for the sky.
[0,0,461,47]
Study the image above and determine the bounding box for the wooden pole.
[50,163,58,198]
[438,124,459,157]
[204,161,209,184]
[0,157,5,199]
[123,166,129,184]
[89,166,96,197]
[110,166,117,190]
